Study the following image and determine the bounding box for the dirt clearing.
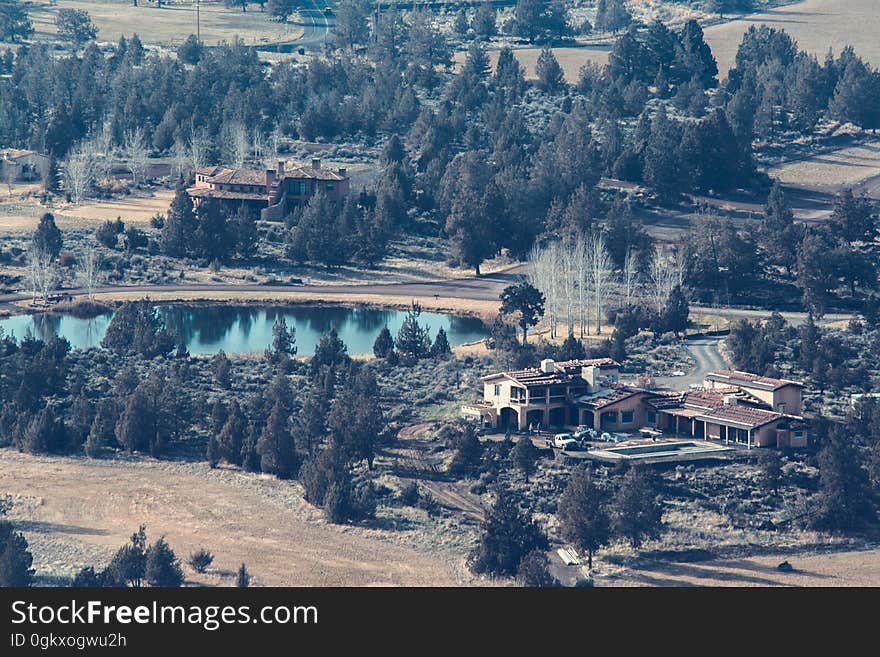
[612,547,880,586]
[768,142,880,191]
[704,0,880,76]
[27,0,304,48]
[0,450,466,586]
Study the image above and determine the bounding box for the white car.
[548,433,579,450]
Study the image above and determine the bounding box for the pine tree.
[116,388,154,454]
[187,548,214,574]
[499,282,545,346]
[265,315,296,364]
[232,205,259,258]
[297,386,329,456]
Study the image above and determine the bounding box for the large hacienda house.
[462,359,807,449]
[187,158,350,220]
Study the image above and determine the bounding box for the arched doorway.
[526,409,545,431]
[548,407,566,428]
[499,407,519,432]
[580,409,595,428]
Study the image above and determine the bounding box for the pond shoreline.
[0,299,489,357]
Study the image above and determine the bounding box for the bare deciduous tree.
[123,127,149,186]
[89,120,116,181]
[189,126,210,173]
[64,145,96,205]
[77,245,101,299]
[171,138,190,180]
[225,121,249,169]
[28,244,57,303]
[587,232,614,335]
[649,248,686,314]
[623,247,640,309]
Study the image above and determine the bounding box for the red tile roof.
[283,165,347,182]
[186,187,267,201]
[207,169,267,186]
[706,370,803,391]
[577,385,646,410]
[650,387,788,429]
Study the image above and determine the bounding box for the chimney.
[723,395,738,406]
[581,365,598,388]
[311,158,321,170]
[277,160,285,177]
[337,167,347,177]
[265,168,275,188]
[540,359,555,374]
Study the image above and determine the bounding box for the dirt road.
[0,450,466,586]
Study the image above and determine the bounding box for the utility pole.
[196,0,201,43]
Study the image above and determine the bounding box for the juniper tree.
[516,549,559,587]
[557,465,610,569]
[611,466,663,548]
[0,521,34,587]
[33,213,63,259]
[187,549,214,574]
[430,327,452,360]
[395,303,431,363]
[469,487,548,577]
[218,401,247,465]
[373,326,394,358]
[811,426,876,532]
[257,401,299,479]
[513,436,539,483]
[236,563,251,587]
[145,537,184,587]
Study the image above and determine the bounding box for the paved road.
[654,336,727,390]
[0,266,529,309]
[690,305,855,327]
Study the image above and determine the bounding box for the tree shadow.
[13,520,111,537]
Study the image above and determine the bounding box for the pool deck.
[563,437,745,466]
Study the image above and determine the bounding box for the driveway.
[654,336,727,390]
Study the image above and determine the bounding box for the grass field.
[27,0,304,48]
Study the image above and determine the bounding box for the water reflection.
[0,305,487,355]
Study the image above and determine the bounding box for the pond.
[0,305,487,356]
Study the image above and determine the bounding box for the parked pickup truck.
[546,433,579,450]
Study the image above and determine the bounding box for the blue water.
[0,305,487,355]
